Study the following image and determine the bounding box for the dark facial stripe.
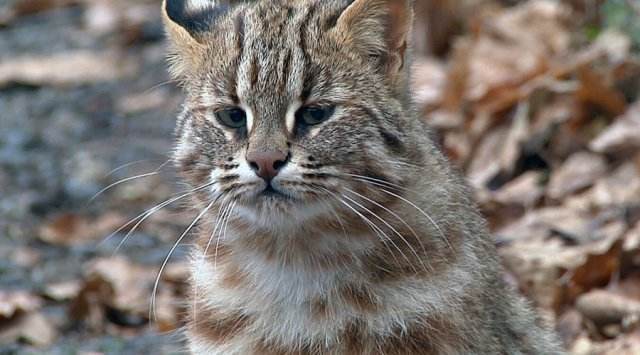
[281,49,292,91]
[298,3,317,102]
[218,174,239,183]
[249,52,259,88]
[302,173,330,180]
[221,163,240,170]
[234,11,245,50]
[379,127,405,154]
[231,11,246,103]
[354,104,406,154]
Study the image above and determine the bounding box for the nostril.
[273,159,286,171]
[249,161,260,172]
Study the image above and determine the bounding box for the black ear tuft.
[165,0,230,37]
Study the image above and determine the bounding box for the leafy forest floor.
[0,0,639,354]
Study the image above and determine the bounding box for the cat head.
[164,0,421,229]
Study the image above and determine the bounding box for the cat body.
[162,0,564,353]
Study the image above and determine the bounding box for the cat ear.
[162,0,229,46]
[162,0,245,77]
[333,0,413,77]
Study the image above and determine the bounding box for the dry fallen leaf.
[162,262,189,285]
[12,0,78,16]
[480,171,544,230]
[573,330,640,355]
[411,58,446,111]
[576,289,640,327]
[576,65,627,117]
[547,152,608,200]
[590,101,640,154]
[70,257,157,328]
[0,312,57,347]
[556,309,584,348]
[0,51,136,87]
[153,288,179,333]
[0,290,53,347]
[467,126,509,189]
[492,171,544,208]
[623,222,640,269]
[464,1,569,109]
[43,281,82,302]
[496,206,600,244]
[0,291,42,320]
[586,162,640,209]
[500,219,626,311]
[38,212,126,246]
[563,222,627,301]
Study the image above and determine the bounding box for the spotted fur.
[162,0,564,353]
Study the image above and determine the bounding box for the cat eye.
[296,106,335,126]
[215,107,247,129]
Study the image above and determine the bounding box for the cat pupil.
[230,110,243,123]
[310,108,323,120]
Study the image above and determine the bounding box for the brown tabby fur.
[162,0,564,353]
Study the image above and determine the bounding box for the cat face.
[165,0,417,228]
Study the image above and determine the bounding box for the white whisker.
[99,181,214,252]
[105,160,150,177]
[142,78,180,95]
[319,197,348,239]
[320,187,405,267]
[375,186,450,250]
[342,173,416,194]
[89,172,159,203]
[105,158,170,178]
[343,187,431,273]
[151,197,217,322]
[341,194,419,273]
[390,160,424,170]
[343,175,448,249]
[204,200,233,270]
[89,159,171,203]
[193,197,231,326]
[219,201,237,266]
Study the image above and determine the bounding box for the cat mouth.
[256,185,294,201]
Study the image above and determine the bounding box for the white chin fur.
[235,200,329,231]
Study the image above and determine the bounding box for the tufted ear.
[333,0,414,84]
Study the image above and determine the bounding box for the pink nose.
[246,150,288,181]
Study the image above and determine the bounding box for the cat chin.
[234,198,332,231]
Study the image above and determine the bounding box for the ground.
[0,0,639,354]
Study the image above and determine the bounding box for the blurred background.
[0,0,639,354]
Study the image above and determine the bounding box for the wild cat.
[161,0,564,353]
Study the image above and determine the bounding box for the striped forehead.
[235,5,309,104]
[196,2,346,133]
[227,4,317,134]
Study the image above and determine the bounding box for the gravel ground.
[0,2,188,353]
